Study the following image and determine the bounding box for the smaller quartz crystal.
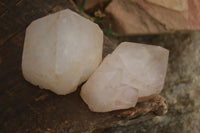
[81,42,169,112]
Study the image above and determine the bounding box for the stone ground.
[105,31,200,133]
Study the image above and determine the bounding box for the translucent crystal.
[81,42,169,112]
[22,9,103,95]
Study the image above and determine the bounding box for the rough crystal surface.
[22,9,103,95]
[81,42,169,112]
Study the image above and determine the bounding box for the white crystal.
[22,9,103,95]
[80,42,169,112]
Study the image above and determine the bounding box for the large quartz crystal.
[22,9,103,95]
[81,42,169,112]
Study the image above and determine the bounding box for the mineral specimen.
[22,9,103,95]
[81,42,169,112]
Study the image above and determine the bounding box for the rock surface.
[104,0,200,35]
[81,42,169,112]
[146,0,188,11]
[22,9,103,95]
[105,31,200,133]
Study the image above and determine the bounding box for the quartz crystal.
[81,42,169,112]
[22,9,103,95]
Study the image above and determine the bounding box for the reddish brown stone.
[136,0,189,30]
[104,0,200,35]
[146,0,188,11]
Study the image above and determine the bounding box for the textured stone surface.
[146,0,188,11]
[104,0,200,35]
[22,9,103,95]
[81,42,169,112]
[105,31,200,133]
